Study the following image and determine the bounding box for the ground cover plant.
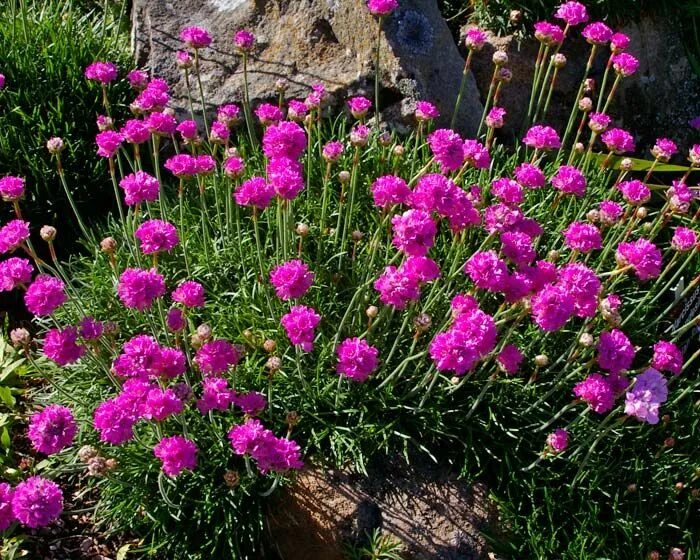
[1,1,699,558]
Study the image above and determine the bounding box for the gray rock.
[131,0,482,134]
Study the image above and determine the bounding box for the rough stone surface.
[132,0,482,134]
[469,16,700,154]
[266,456,495,560]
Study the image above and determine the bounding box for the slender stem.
[242,53,258,147]
[193,49,209,137]
[374,16,383,124]
[450,50,474,130]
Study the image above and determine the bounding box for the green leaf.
[0,428,10,450]
[116,544,131,560]
[0,386,14,407]
[589,152,700,173]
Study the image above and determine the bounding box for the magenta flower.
[367,0,398,16]
[145,111,178,136]
[0,175,25,201]
[402,256,440,283]
[228,419,303,474]
[217,104,241,126]
[12,477,63,528]
[132,78,170,111]
[616,238,662,280]
[624,368,668,424]
[497,344,524,375]
[172,280,205,308]
[195,339,241,375]
[84,61,118,83]
[93,398,137,444]
[117,268,166,310]
[0,483,14,530]
[0,257,33,291]
[597,329,635,374]
[144,387,183,421]
[336,337,379,382]
[287,99,309,121]
[618,180,650,205]
[280,305,321,352]
[546,429,569,453]
[491,178,523,205]
[160,347,186,379]
[166,308,186,332]
[668,180,695,214]
[427,129,464,172]
[574,373,614,413]
[347,96,372,119]
[95,130,123,158]
[350,124,371,146]
[514,163,546,189]
[223,156,245,178]
[450,293,478,317]
[523,125,561,150]
[651,341,683,375]
[415,101,440,121]
[233,29,256,52]
[262,121,307,160]
[610,32,630,52]
[267,157,304,200]
[134,219,179,255]
[371,175,411,208]
[582,22,612,45]
[462,139,491,169]
[563,221,602,252]
[554,1,588,25]
[671,227,697,252]
[234,176,275,209]
[43,327,85,366]
[373,265,421,309]
[429,308,496,375]
[531,285,574,331]
[180,26,212,49]
[322,141,344,162]
[154,436,198,477]
[119,171,160,205]
[651,138,678,162]
[164,154,199,178]
[391,209,437,256]
[232,391,267,416]
[485,106,506,129]
[24,275,66,316]
[270,259,314,300]
[599,200,623,224]
[255,103,284,126]
[28,405,77,455]
[112,335,162,379]
[534,22,565,45]
[121,119,150,144]
[501,232,536,267]
[612,53,639,76]
[558,263,601,318]
[177,120,199,141]
[0,219,29,255]
[198,154,217,174]
[210,121,230,144]
[464,27,488,50]
[551,165,586,197]
[197,377,234,414]
[588,112,611,133]
[127,69,148,90]
[465,250,509,293]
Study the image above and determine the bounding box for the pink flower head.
[0,220,29,255]
[546,429,569,452]
[287,99,309,122]
[119,171,160,205]
[597,329,635,374]
[270,259,314,300]
[232,391,267,416]
[197,377,234,414]
[497,344,524,374]
[0,483,14,530]
[0,175,25,202]
[415,101,440,121]
[367,0,398,16]
[322,140,344,163]
[574,373,614,413]
[465,250,509,292]
[483,203,522,234]
[610,32,630,53]
[164,154,199,178]
[127,69,149,90]
[531,284,574,331]
[523,125,561,150]
[428,129,464,172]
[267,157,305,200]
[262,121,307,159]
[336,337,379,382]
[154,436,197,477]
[0,74,4,90]
[121,119,150,145]
[132,78,171,112]
[617,180,650,205]
[347,96,372,119]
[228,419,303,474]
[134,219,179,255]
[429,309,496,375]
[176,120,198,141]
[462,139,491,169]
[690,119,700,132]
[501,231,536,267]
[166,308,186,332]
[668,180,695,213]
[391,209,437,256]
[84,61,118,84]
[554,1,588,26]
[159,347,186,379]
[534,22,565,45]
[372,175,411,208]
[43,327,85,366]
[588,112,611,133]
[28,405,76,455]
[144,387,183,421]
[24,275,66,316]
[514,163,546,189]
[95,130,123,158]
[172,280,205,308]
[234,176,275,209]
[217,104,241,126]
[281,305,321,352]
[651,341,683,375]
[199,155,217,173]
[12,477,63,528]
[485,107,506,129]
[78,316,103,341]
[450,293,478,317]
[112,335,162,379]
[117,268,166,310]
[651,138,678,162]
[599,200,623,224]
[0,257,33,291]
[255,103,284,126]
[491,177,524,205]
[582,22,612,45]
[350,124,371,146]
[612,53,639,76]
[195,339,241,375]
[180,26,211,49]
[402,255,440,283]
[373,265,421,309]
[624,368,668,424]
[145,111,177,136]
[233,29,256,52]
[464,27,488,50]
[563,221,602,252]
[616,238,662,280]
[551,165,586,197]
[223,156,245,178]
[93,398,137,444]
[558,263,601,318]
[671,227,697,252]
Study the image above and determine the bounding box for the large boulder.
[131,0,482,134]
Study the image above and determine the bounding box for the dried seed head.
[190,333,203,349]
[578,97,593,112]
[492,50,508,66]
[509,9,522,23]
[100,237,117,254]
[351,230,364,242]
[393,144,405,156]
[223,470,240,488]
[10,328,31,348]
[579,333,594,347]
[87,456,108,476]
[263,339,277,353]
[619,158,633,171]
[78,445,98,463]
[266,356,282,372]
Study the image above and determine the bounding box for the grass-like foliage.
[1,2,699,559]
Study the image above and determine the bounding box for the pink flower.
[287,100,308,121]
[25,275,66,316]
[402,256,440,283]
[624,368,667,424]
[28,405,76,455]
[322,141,344,162]
[127,69,149,90]
[0,175,25,201]
[132,78,170,112]
[95,130,123,158]
[610,32,630,52]
[558,263,601,318]
[172,280,205,308]
[599,200,623,224]
[180,26,212,49]
[117,268,166,310]
[497,344,524,374]
[429,309,496,375]
[597,329,635,374]
[485,107,506,129]
[501,232,536,267]
[491,177,523,205]
[415,101,440,121]
[531,285,574,331]
[574,373,614,413]
[391,209,437,256]
[618,180,650,205]
[232,391,267,416]
[534,22,565,45]
[121,119,150,144]
[166,308,185,332]
[119,171,160,205]
[347,96,372,119]
[554,1,588,26]
[514,163,546,189]
[263,121,307,160]
[112,335,162,379]
[551,165,586,197]
[233,29,256,52]
[255,103,284,126]
[154,436,198,477]
[228,419,303,473]
[350,124,371,146]
[197,377,234,414]
[465,250,509,292]
[160,347,186,378]
[176,120,198,141]
[223,156,245,178]
[372,175,411,208]
[164,154,199,177]
[144,387,183,421]
[267,157,304,200]
[84,61,118,83]
[217,104,241,126]
[234,176,275,209]
[367,0,398,16]
[546,429,569,452]
[651,341,683,375]
[582,22,612,45]
[651,138,678,162]
[12,477,63,528]
[464,27,488,50]
[563,221,602,252]
[671,227,697,252]
[612,53,639,76]
[281,305,321,352]
[462,139,491,169]
[0,483,14,530]
[450,293,478,317]
[373,265,421,309]
[427,129,464,172]
[336,337,379,382]
[588,112,611,133]
[0,219,29,255]
[195,339,241,375]
[0,257,33,291]
[145,111,177,136]
[616,238,662,280]
[668,180,695,214]
[93,398,137,444]
[270,259,314,300]
[523,125,561,150]
[43,327,85,366]
[134,219,179,255]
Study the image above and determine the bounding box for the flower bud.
[413,313,432,333]
[579,333,594,347]
[584,78,595,94]
[492,50,508,66]
[534,354,549,367]
[378,131,392,146]
[78,445,98,462]
[274,79,288,93]
[87,456,108,476]
[190,333,203,349]
[338,170,351,183]
[662,414,671,424]
[304,114,313,126]
[497,67,513,82]
[635,207,648,219]
[664,437,676,448]
[223,470,240,488]
[619,158,633,171]
[668,547,685,560]
[266,356,281,372]
[100,237,117,254]
[10,328,30,348]
[366,305,379,319]
[509,9,522,23]
[39,225,57,242]
[226,147,240,158]
[627,483,638,493]
[587,209,600,223]
[547,249,560,262]
[674,482,685,492]
[552,53,567,68]
[642,222,653,233]
[393,144,405,157]
[286,410,300,427]
[105,458,118,471]
[196,324,212,340]
[351,230,364,242]
[243,328,253,340]
[46,136,65,155]
[172,382,194,403]
[574,142,585,154]
[578,97,593,112]
[648,552,660,560]
[296,223,309,237]
[263,339,276,353]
